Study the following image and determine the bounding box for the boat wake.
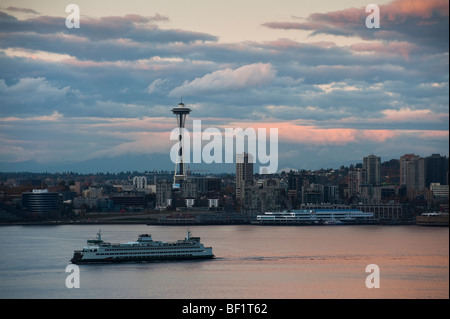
[217,253,414,263]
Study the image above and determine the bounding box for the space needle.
[171,100,191,187]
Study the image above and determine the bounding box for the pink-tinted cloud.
[306,0,448,26]
[350,41,416,59]
[1,111,63,122]
[262,0,449,52]
[415,130,449,139]
[216,119,447,149]
[383,0,449,21]
[381,108,448,123]
[222,121,398,146]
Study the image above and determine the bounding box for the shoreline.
[0,220,423,227]
[2,211,446,227]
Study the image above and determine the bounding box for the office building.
[363,155,381,185]
[302,183,324,204]
[156,180,173,209]
[425,154,448,187]
[400,154,425,190]
[236,152,254,200]
[110,194,145,207]
[347,168,366,197]
[241,182,281,214]
[430,183,449,199]
[22,189,62,216]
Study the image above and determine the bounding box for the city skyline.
[0,0,448,174]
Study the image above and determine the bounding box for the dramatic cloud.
[349,41,416,59]
[0,11,217,61]
[0,114,176,164]
[0,0,448,172]
[169,63,276,96]
[0,77,72,115]
[263,0,449,52]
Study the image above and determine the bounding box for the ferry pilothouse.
[70,229,214,264]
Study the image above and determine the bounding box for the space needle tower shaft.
[171,101,191,186]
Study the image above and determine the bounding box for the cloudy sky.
[0,0,448,173]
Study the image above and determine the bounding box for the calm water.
[0,224,448,299]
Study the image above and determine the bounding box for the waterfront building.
[356,203,407,221]
[110,194,145,208]
[302,183,324,205]
[296,203,407,222]
[22,189,62,217]
[430,183,449,199]
[241,183,281,214]
[256,208,373,224]
[324,185,340,204]
[359,184,382,204]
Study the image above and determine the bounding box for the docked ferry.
[255,209,373,225]
[70,229,214,264]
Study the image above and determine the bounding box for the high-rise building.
[347,168,366,197]
[363,155,381,185]
[425,154,448,187]
[156,180,173,209]
[236,153,254,200]
[324,185,340,204]
[399,154,425,190]
[400,154,417,186]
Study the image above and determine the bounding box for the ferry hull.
[71,254,214,264]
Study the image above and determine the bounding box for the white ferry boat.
[70,229,214,264]
[255,209,373,225]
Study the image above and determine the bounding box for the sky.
[0,0,448,173]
